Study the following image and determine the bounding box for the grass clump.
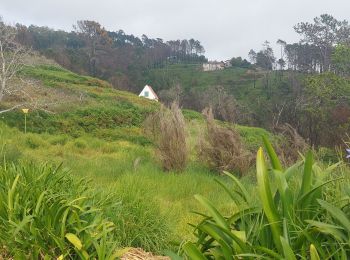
[24,134,48,149]
[110,187,172,253]
[145,103,188,172]
[198,108,253,176]
[0,162,119,259]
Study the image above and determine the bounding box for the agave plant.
[180,137,350,259]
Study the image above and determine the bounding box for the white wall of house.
[139,85,159,101]
[203,62,225,71]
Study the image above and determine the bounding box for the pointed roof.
[142,85,159,100]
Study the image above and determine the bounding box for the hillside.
[144,63,350,148]
[0,11,349,259]
[144,63,280,125]
[0,63,272,253]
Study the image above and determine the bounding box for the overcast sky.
[1,0,349,60]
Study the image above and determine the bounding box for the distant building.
[139,85,159,101]
[202,61,226,71]
[224,60,232,68]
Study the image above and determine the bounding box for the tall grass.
[180,138,350,259]
[198,108,253,175]
[144,103,188,172]
[0,162,119,259]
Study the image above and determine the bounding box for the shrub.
[24,134,47,149]
[49,134,69,146]
[198,108,253,175]
[144,102,188,172]
[179,138,350,259]
[74,138,88,149]
[0,163,119,259]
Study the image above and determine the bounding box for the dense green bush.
[180,137,350,259]
[21,65,111,88]
[1,102,150,145]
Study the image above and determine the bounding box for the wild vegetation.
[0,64,270,257]
[198,108,253,176]
[0,12,349,259]
[3,14,350,148]
[179,139,350,259]
[144,102,188,172]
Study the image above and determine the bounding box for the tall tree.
[332,44,350,76]
[74,20,111,76]
[248,49,257,64]
[294,14,350,72]
[276,39,286,71]
[253,41,275,70]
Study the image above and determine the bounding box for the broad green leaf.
[8,174,20,219]
[310,244,320,260]
[299,151,313,198]
[284,161,303,181]
[228,206,260,224]
[199,224,234,258]
[34,191,46,215]
[273,170,293,219]
[81,250,89,259]
[298,177,343,208]
[223,171,251,204]
[164,250,184,260]
[262,136,282,171]
[214,179,240,203]
[195,194,229,230]
[182,242,207,260]
[280,236,297,260]
[318,199,350,233]
[256,147,282,253]
[65,233,83,250]
[306,220,346,241]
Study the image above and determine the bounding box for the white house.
[139,85,159,101]
[202,61,225,72]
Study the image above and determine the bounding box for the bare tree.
[0,18,30,103]
[0,19,64,115]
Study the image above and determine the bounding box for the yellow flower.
[22,108,29,114]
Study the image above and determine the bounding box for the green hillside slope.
[0,64,271,252]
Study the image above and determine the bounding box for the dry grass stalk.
[144,102,188,172]
[274,123,309,165]
[198,107,253,176]
[121,248,170,260]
